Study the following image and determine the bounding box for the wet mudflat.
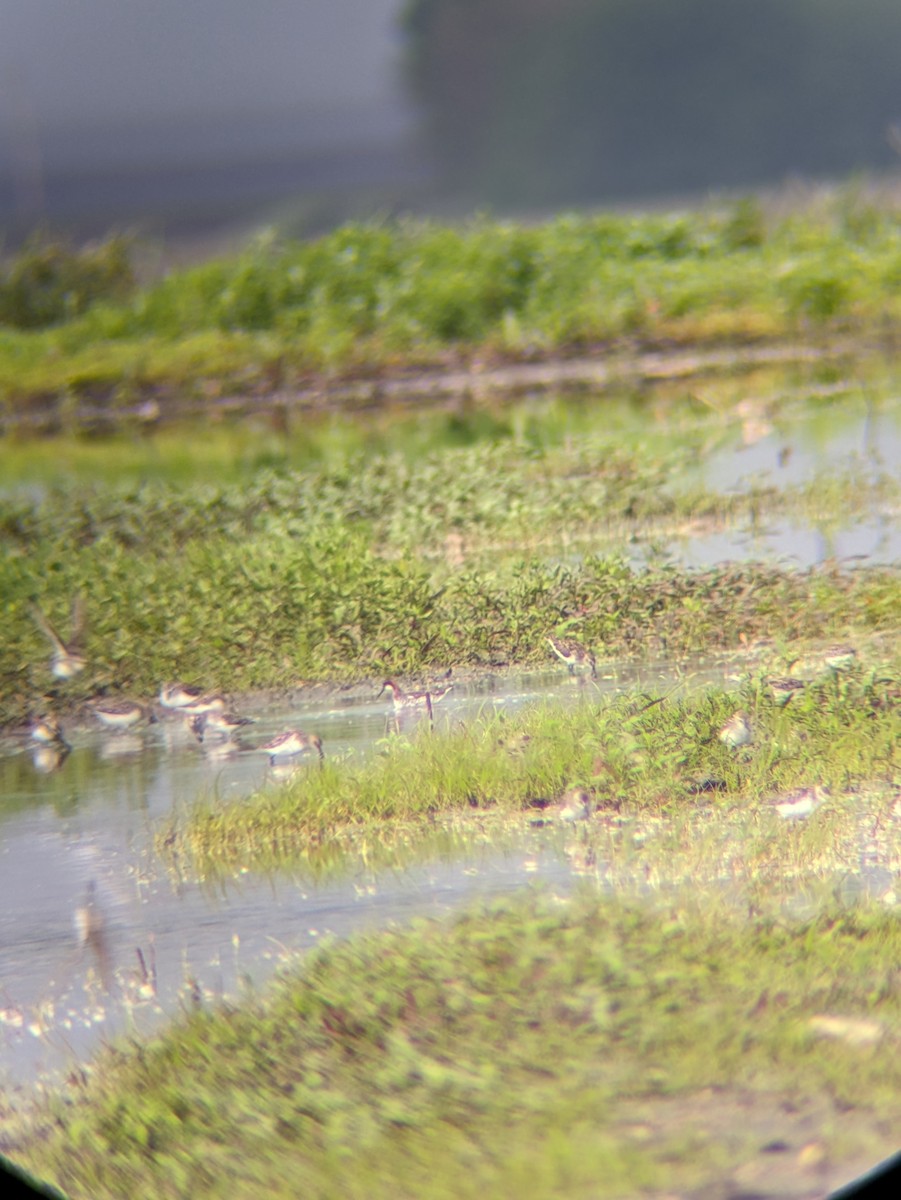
[1,350,899,1198]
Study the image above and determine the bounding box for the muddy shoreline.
[3,335,876,435]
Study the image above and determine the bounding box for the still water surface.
[1,660,735,1096]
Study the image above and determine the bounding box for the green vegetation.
[169,664,900,873]
[0,233,134,331]
[2,202,900,1200]
[2,374,897,731]
[3,354,899,729]
[1,356,894,492]
[4,509,899,730]
[4,200,901,411]
[10,892,901,1199]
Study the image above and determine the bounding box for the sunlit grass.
[168,667,901,874]
[2,360,898,740]
[9,889,901,1200]
[3,504,899,730]
[5,200,901,406]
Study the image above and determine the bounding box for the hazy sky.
[2,0,407,131]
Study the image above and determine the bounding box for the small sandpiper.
[551,786,593,822]
[190,710,254,743]
[717,711,753,749]
[530,786,593,826]
[770,785,830,820]
[258,729,324,764]
[159,682,209,709]
[379,679,452,710]
[31,597,88,680]
[546,636,597,679]
[90,699,153,732]
[823,644,857,673]
[766,676,806,707]
[30,714,68,746]
[179,693,228,717]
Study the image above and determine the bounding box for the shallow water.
[0,659,736,1095]
[625,385,900,568]
[694,394,900,493]
[634,513,901,571]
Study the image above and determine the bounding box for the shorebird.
[551,786,593,822]
[179,693,228,717]
[258,729,324,764]
[190,709,254,743]
[766,676,806,707]
[31,597,87,679]
[90,699,154,732]
[530,786,593,826]
[823,644,857,672]
[30,714,68,746]
[717,711,753,749]
[379,680,452,710]
[771,786,830,820]
[546,636,597,678]
[159,682,209,709]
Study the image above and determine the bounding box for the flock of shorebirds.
[713,641,859,750]
[20,600,869,1004]
[28,673,456,771]
[25,599,860,803]
[528,638,858,827]
[545,633,860,764]
[25,597,462,769]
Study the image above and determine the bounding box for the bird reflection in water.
[31,742,70,774]
[73,881,114,992]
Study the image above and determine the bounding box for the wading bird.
[379,679,452,713]
[30,714,68,746]
[766,676,805,707]
[529,786,593,826]
[546,636,597,679]
[159,682,209,709]
[718,711,753,749]
[257,729,324,765]
[823,644,857,673]
[90,699,154,732]
[31,597,88,679]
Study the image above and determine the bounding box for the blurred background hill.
[2,0,901,246]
